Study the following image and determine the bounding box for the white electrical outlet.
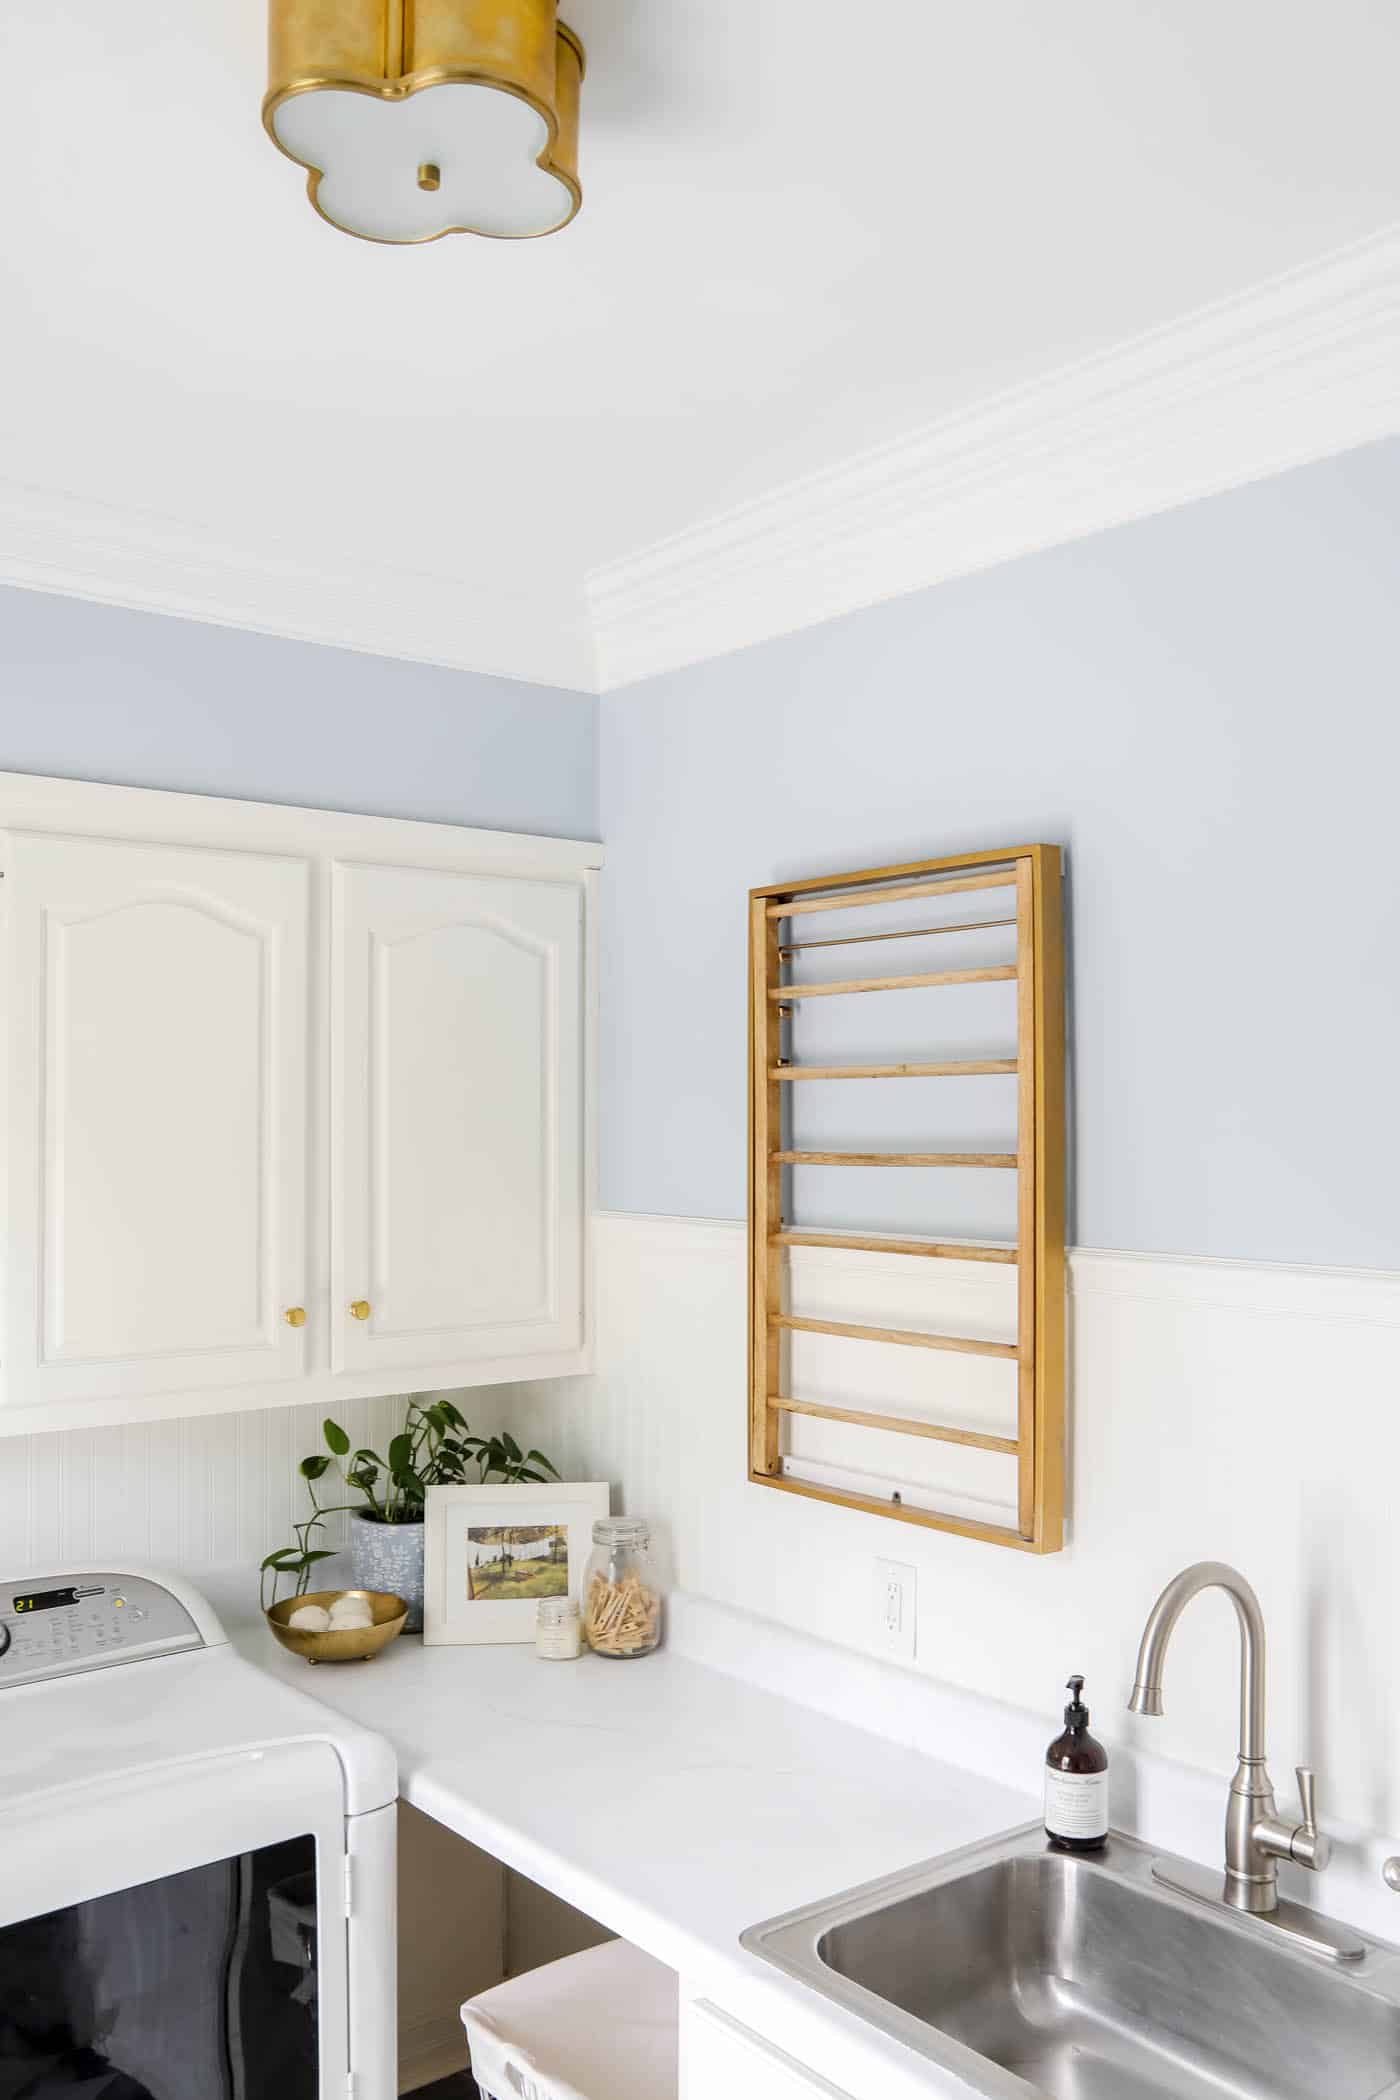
[873,1558,916,1660]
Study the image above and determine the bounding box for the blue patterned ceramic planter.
[350,1513,425,1632]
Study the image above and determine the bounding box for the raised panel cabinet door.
[331,862,584,1373]
[680,2002,859,2100]
[2,830,311,1411]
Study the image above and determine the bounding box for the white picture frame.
[422,1481,610,1645]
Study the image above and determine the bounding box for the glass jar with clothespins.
[581,1517,662,1658]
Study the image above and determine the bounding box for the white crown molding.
[2,228,1397,697]
[587,226,1400,690]
[0,479,597,694]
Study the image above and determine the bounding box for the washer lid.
[0,1639,398,1818]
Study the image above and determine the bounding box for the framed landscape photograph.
[423,1481,609,1645]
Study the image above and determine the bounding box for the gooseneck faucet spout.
[1127,1561,1329,1917]
[1128,1559,1267,1764]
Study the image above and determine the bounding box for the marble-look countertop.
[217,1581,1037,2099]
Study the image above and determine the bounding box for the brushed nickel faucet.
[1128,1560,1362,1960]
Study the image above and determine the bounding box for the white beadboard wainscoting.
[0,1387,509,1576]
[502,1211,1400,1841]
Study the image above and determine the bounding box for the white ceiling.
[3,1,1399,690]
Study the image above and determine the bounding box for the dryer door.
[0,1743,350,2100]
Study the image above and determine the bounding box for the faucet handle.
[1291,1767,1331,1872]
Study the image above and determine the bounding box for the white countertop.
[220,1585,1037,2099]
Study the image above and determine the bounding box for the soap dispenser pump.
[1044,1674,1109,1852]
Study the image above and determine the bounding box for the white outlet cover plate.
[873,1558,916,1661]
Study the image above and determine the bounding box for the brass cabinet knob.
[349,1300,371,1321]
[284,1306,307,1328]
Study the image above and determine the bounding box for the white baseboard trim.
[588,226,1400,688]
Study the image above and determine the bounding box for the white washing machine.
[0,1566,398,2100]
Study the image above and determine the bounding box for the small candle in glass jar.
[535,1597,582,1660]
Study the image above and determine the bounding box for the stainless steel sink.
[743,1826,1400,2099]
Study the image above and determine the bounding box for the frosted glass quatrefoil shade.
[271,82,573,242]
[264,0,583,244]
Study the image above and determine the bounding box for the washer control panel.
[0,1572,203,1688]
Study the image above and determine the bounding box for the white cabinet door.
[331,862,584,1374]
[2,831,310,1411]
[681,2001,859,2100]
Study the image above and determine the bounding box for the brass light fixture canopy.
[264,0,584,244]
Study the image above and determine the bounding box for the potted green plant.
[261,1397,559,1631]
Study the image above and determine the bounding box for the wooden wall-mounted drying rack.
[748,844,1066,1553]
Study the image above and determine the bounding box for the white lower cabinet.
[681,2000,858,2100]
[0,773,598,1434]
[331,861,584,1375]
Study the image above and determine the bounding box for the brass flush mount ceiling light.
[263,0,584,243]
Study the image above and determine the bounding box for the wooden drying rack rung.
[760,1472,1035,1553]
[772,1059,1017,1080]
[770,1395,1019,1456]
[773,1312,1018,1361]
[772,965,1016,1001]
[767,869,1018,919]
[772,1150,1016,1168]
[770,1231,1017,1263]
[780,915,1017,955]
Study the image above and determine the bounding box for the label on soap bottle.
[1045,1767,1109,1841]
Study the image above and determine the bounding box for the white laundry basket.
[461,1938,678,2100]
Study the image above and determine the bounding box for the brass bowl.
[265,1589,408,1664]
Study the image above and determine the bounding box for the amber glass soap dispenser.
[1044,1674,1109,1851]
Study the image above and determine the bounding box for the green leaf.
[387,1433,413,1473]
[299,1454,332,1480]
[302,1549,338,1565]
[323,1418,351,1457]
[500,1432,523,1462]
[440,1400,467,1430]
[260,1548,302,1571]
[525,1450,560,1478]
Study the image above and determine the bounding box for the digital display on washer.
[10,1587,83,1614]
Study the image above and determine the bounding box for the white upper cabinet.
[3,830,310,1410]
[0,774,598,1434]
[332,862,584,1374]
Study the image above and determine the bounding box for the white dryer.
[0,1567,397,2100]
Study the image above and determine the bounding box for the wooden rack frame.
[747,844,1066,1553]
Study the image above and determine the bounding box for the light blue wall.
[600,439,1400,1268]
[0,586,598,838]
[8,450,1398,1268]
